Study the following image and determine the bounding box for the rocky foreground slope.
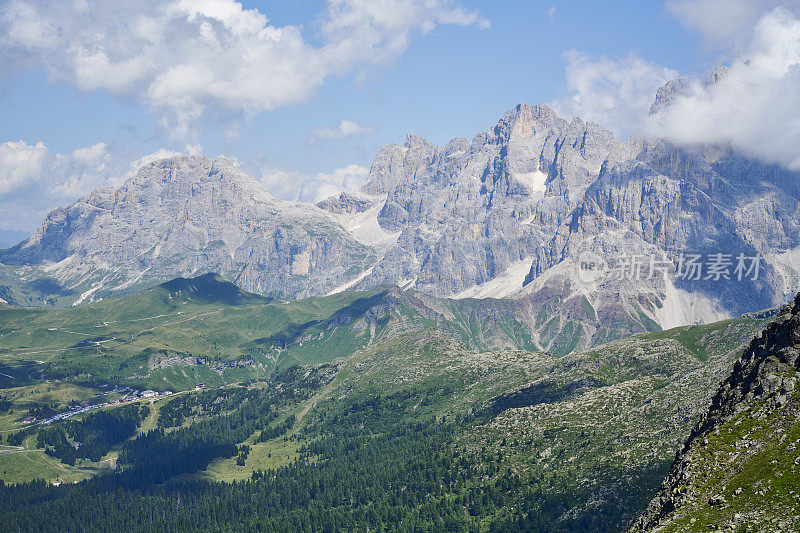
[631,293,800,532]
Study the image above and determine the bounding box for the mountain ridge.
[1,93,799,352]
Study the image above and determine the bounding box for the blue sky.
[0,0,798,239]
[0,2,701,169]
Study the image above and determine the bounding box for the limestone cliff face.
[0,156,374,300]
[328,99,800,332]
[348,103,623,297]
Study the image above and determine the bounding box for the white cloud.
[645,7,800,169]
[0,140,48,195]
[259,164,369,203]
[309,119,374,144]
[551,51,678,137]
[321,0,489,70]
[0,0,487,147]
[664,0,798,52]
[130,148,184,172]
[71,143,110,167]
[547,5,557,20]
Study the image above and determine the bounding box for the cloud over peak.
[309,119,374,144]
[552,2,800,171]
[259,164,369,204]
[551,51,678,137]
[646,7,800,169]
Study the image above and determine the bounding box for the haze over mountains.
[2,80,799,350]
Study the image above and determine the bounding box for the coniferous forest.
[0,363,642,532]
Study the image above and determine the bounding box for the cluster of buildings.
[30,387,172,426]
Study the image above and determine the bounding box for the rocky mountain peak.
[491,103,559,142]
[402,133,436,152]
[126,154,275,203]
[649,65,729,116]
[0,154,376,301]
[649,78,690,115]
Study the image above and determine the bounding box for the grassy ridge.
[0,276,395,390]
[0,307,774,530]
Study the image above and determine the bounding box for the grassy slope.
[0,278,394,390]
[1,274,682,393]
[193,315,771,528]
[0,308,774,530]
[0,392,177,484]
[653,389,800,532]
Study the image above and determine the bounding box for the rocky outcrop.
[631,292,800,531]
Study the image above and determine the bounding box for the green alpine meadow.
[1,274,794,531]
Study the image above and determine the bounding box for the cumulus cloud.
[321,0,489,70]
[547,5,557,20]
[0,0,486,148]
[551,3,800,171]
[130,148,183,171]
[0,140,48,195]
[551,51,678,136]
[259,164,369,203]
[645,7,800,169]
[308,119,374,144]
[665,0,798,51]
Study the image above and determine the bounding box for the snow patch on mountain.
[511,170,548,193]
[453,256,534,299]
[655,278,728,330]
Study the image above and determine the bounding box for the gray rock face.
[316,192,373,215]
[648,78,690,115]
[342,96,800,326]
[3,89,800,345]
[342,103,622,298]
[321,98,800,337]
[0,156,374,300]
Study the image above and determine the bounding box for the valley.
[0,273,782,531]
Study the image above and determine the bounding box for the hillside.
[0,273,690,394]
[631,294,800,532]
[0,281,778,530]
[0,275,408,391]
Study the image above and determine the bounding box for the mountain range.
[2,79,800,352]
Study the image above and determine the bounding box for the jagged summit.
[489,103,560,141]
[648,65,729,115]
[124,155,279,207]
[0,155,375,302]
